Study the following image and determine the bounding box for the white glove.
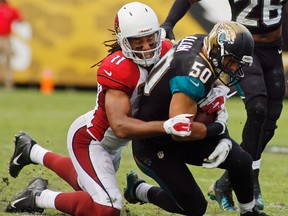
[163,114,193,137]
[198,85,230,114]
[215,107,229,135]
[202,138,232,169]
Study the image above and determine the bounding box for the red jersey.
[0,3,22,35]
[85,40,173,143]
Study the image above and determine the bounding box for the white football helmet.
[115,2,163,67]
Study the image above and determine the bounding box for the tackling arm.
[169,92,228,141]
[105,89,191,139]
[105,89,165,139]
[169,92,207,141]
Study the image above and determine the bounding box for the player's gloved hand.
[202,138,232,169]
[163,114,193,137]
[160,22,175,43]
[215,107,229,135]
[198,85,230,114]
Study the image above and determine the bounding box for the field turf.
[0,88,287,215]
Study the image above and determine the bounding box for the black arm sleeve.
[163,0,192,26]
[205,122,226,138]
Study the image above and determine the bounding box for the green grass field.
[0,88,287,216]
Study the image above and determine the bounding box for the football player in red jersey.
[6,2,192,216]
[161,0,287,211]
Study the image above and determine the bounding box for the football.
[194,108,217,124]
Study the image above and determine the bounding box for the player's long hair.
[91,29,121,68]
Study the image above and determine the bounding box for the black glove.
[161,22,175,41]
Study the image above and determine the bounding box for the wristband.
[205,122,224,138]
[217,130,230,140]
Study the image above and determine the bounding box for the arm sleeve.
[205,123,226,138]
[163,0,192,26]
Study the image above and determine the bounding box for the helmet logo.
[217,23,236,46]
[114,15,121,33]
[138,27,153,34]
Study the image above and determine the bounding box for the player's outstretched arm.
[161,0,200,41]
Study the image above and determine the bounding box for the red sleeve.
[160,40,173,57]
[97,51,140,97]
[10,5,23,21]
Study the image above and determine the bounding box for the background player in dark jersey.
[5,2,192,215]
[283,3,288,51]
[282,3,288,76]
[161,0,288,211]
[124,21,268,216]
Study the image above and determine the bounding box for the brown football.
[194,108,217,124]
